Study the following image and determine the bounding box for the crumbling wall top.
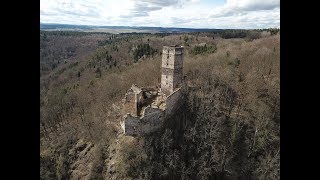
[130,84,142,94]
[163,46,184,54]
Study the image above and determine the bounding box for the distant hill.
[40,23,225,34]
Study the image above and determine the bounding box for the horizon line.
[40,22,280,30]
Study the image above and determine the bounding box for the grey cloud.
[59,2,100,17]
[120,11,149,18]
[41,2,100,18]
[211,0,279,18]
[213,9,248,18]
[57,8,99,17]
[124,0,183,18]
[135,2,163,11]
[134,0,180,7]
[240,2,279,11]
[208,8,280,29]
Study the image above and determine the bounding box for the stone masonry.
[120,46,184,136]
[161,46,184,95]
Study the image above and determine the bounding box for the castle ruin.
[120,45,184,136]
[161,46,184,95]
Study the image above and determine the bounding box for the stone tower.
[161,45,184,95]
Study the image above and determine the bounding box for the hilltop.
[40,29,279,179]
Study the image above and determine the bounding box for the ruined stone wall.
[173,67,183,89]
[161,46,184,96]
[121,46,184,136]
[122,115,140,136]
[162,48,175,69]
[122,88,144,117]
[173,48,183,89]
[165,88,182,118]
[161,68,174,95]
[122,93,137,117]
[161,47,175,95]
[139,107,165,133]
[123,107,165,136]
[122,89,184,136]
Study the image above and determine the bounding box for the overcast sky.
[40,0,280,29]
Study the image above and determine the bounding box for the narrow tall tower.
[161,45,184,95]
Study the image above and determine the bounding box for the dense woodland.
[40,29,280,179]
